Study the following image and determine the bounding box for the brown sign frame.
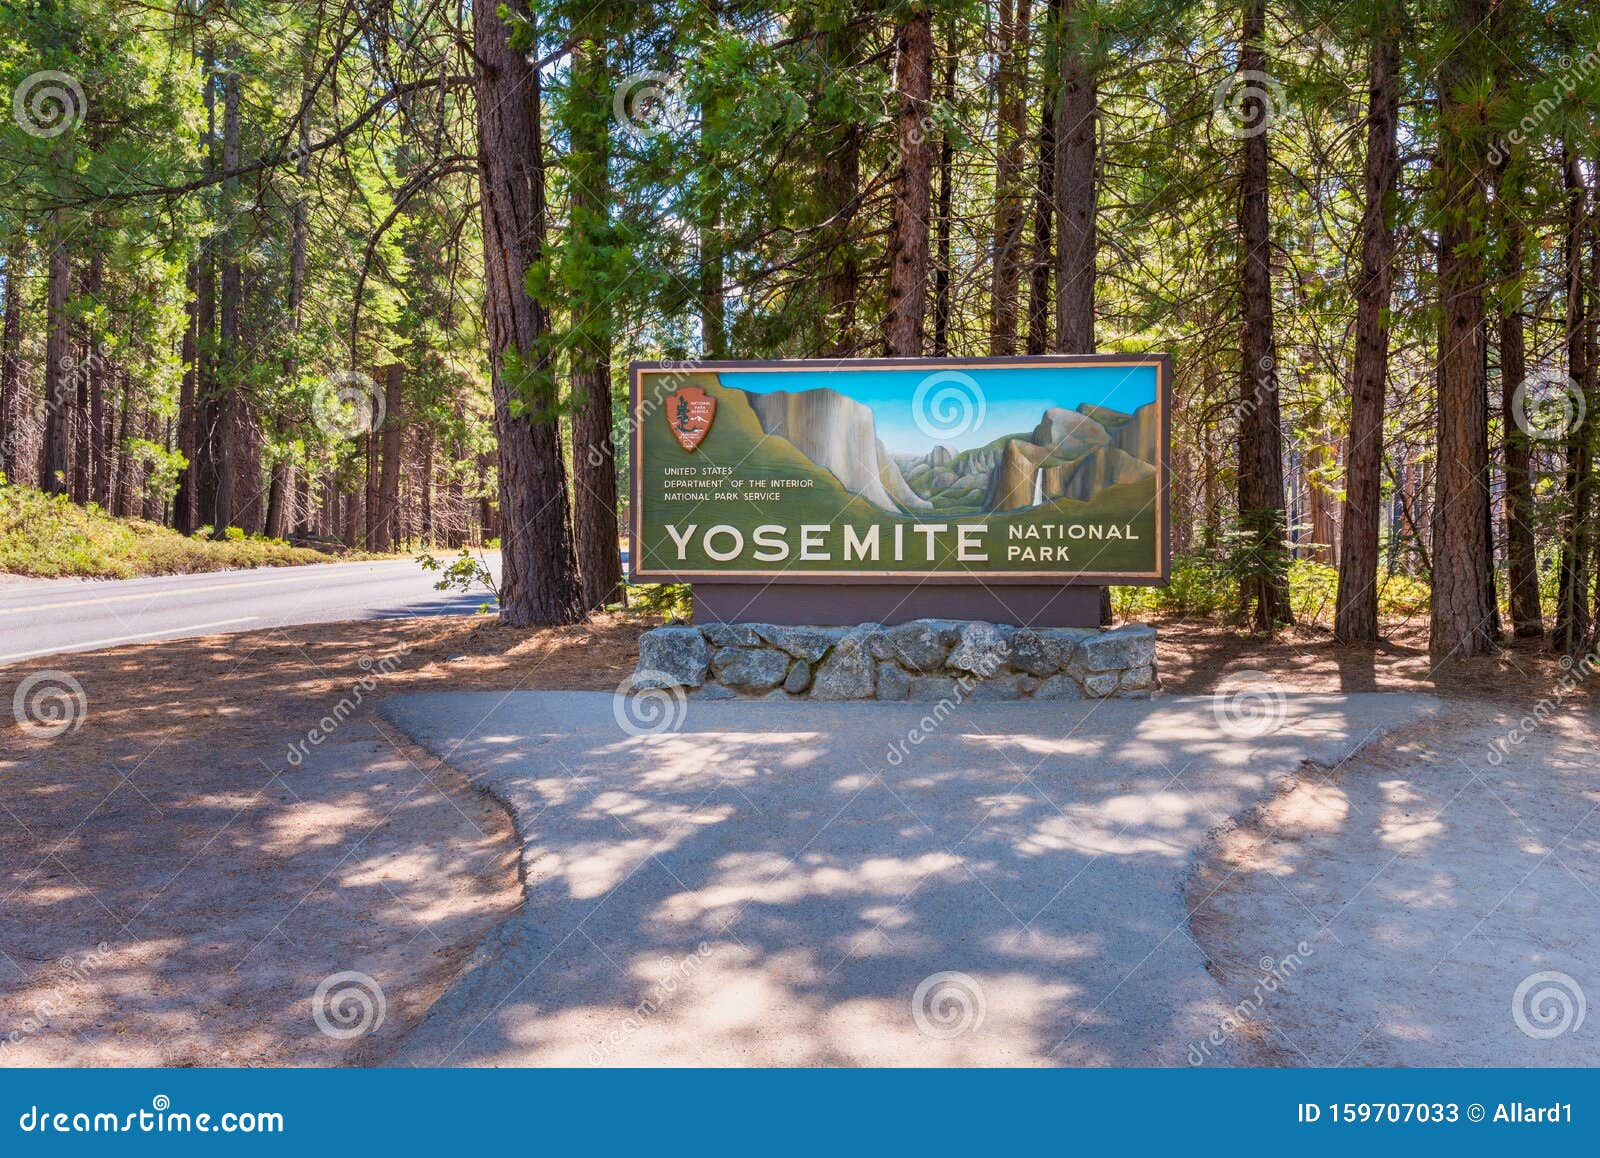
[628,354,1172,588]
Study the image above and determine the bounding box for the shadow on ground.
[381,690,1437,1066]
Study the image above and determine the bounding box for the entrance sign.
[629,355,1170,585]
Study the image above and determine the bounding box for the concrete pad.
[379,691,1438,1066]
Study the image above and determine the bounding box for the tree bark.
[932,40,956,357]
[1051,1,1109,624]
[472,0,584,626]
[1053,0,1096,356]
[1552,143,1592,653]
[568,34,623,612]
[374,362,403,552]
[883,8,933,357]
[0,240,24,483]
[1495,156,1542,636]
[1026,0,1063,355]
[989,0,1030,355]
[211,67,242,538]
[1428,0,1497,660]
[814,17,861,356]
[1333,6,1400,643]
[1234,0,1292,632]
[41,222,71,496]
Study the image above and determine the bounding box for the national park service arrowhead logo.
[666,385,716,452]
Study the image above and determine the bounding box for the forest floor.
[1,610,1592,1065]
[0,484,381,579]
[0,612,645,1065]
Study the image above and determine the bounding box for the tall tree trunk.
[568,34,623,612]
[472,0,584,625]
[1429,0,1496,660]
[211,67,242,538]
[883,8,933,357]
[173,261,199,532]
[1552,144,1592,652]
[1496,152,1542,636]
[71,260,93,503]
[990,0,1030,354]
[0,240,23,482]
[112,375,134,516]
[818,19,862,355]
[1051,0,1108,624]
[1333,6,1401,643]
[419,426,434,545]
[41,222,71,496]
[86,253,110,506]
[374,362,403,552]
[1053,0,1095,355]
[1234,0,1292,631]
[932,40,956,357]
[1026,0,1063,355]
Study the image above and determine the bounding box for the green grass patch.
[0,482,343,579]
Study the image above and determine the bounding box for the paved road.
[380,690,1439,1066]
[0,555,502,666]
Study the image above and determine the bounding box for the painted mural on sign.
[629,357,1169,583]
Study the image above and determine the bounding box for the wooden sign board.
[628,355,1171,592]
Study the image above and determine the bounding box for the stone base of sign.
[631,620,1158,702]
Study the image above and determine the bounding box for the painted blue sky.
[719,363,1158,454]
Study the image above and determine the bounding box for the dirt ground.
[0,612,648,1066]
[2,607,1592,1066]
